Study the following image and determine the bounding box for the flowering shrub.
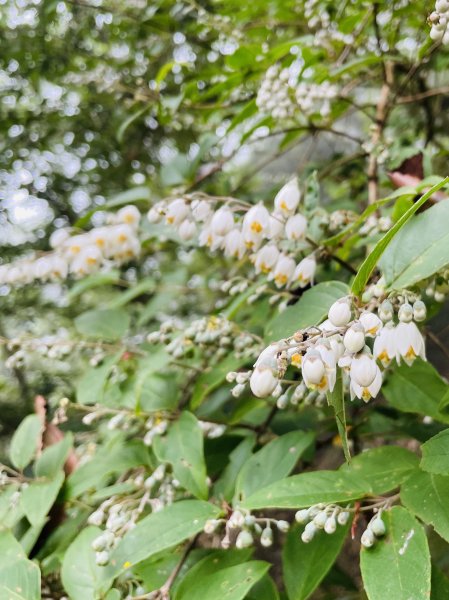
[2,1,449,599]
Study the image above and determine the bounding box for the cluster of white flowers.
[256,65,296,120]
[203,508,289,550]
[294,81,338,118]
[295,503,351,543]
[248,293,427,404]
[430,0,449,44]
[149,180,319,291]
[147,315,261,362]
[304,0,355,48]
[0,205,141,287]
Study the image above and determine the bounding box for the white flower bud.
[88,510,104,526]
[236,530,254,549]
[261,527,273,547]
[359,311,382,337]
[313,510,328,529]
[211,206,234,236]
[249,366,279,398]
[95,550,110,566]
[204,519,220,534]
[229,510,245,529]
[295,509,310,524]
[301,521,317,543]
[378,300,394,322]
[344,322,365,353]
[398,303,413,323]
[231,383,245,397]
[328,298,352,327]
[277,520,290,532]
[361,528,375,548]
[293,254,316,288]
[191,199,212,222]
[274,178,301,216]
[413,300,427,322]
[302,351,326,387]
[370,517,386,537]
[337,511,350,526]
[147,207,162,223]
[285,213,307,241]
[324,516,337,534]
[178,219,196,241]
[165,198,189,226]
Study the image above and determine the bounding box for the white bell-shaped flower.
[254,244,279,274]
[344,322,365,354]
[116,205,140,228]
[178,219,197,241]
[271,254,296,287]
[49,228,70,249]
[359,311,382,337]
[395,321,426,366]
[398,303,413,323]
[255,344,280,369]
[71,245,103,276]
[198,222,222,251]
[210,206,234,237]
[165,198,189,226]
[243,204,270,237]
[223,229,246,259]
[328,297,352,327]
[274,178,301,216]
[350,352,378,388]
[250,366,279,398]
[314,342,337,392]
[350,366,382,402]
[302,350,327,390]
[64,234,85,257]
[33,257,53,280]
[48,255,68,279]
[191,199,212,222]
[373,322,396,367]
[267,213,285,240]
[285,213,307,241]
[147,201,166,224]
[292,254,316,288]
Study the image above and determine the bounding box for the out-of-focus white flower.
[285,213,307,241]
[71,245,103,276]
[373,322,396,367]
[267,212,285,239]
[49,228,70,249]
[395,321,426,366]
[271,254,296,287]
[191,199,212,222]
[210,206,234,237]
[328,297,352,327]
[223,229,246,259]
[359,311,382,337]
[254,244,280,274]
[116,204,140,228]
[255,344,279,369]
[147,201,166,223]
[165,198,189,226]
[292,254,316,287]
[64,234,85,257]
[178,219,197,241]
[274,178,301,216]
[243,204,270,238]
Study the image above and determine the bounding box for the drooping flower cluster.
[248,293,427,404]
[429,0,449,44]
[149,180,319,291]
[295,503,351,543]
[0,205,141,287]
[203,508,289,550]
[294,81,338,118]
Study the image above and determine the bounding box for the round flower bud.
[95,550,110,566]
[204,519,220,534]
[88,510,104,527]
[378,300,393,322]
[147,205,163,222]
[413,300,427,322]
[337,511,350,526]
[302,351,326,387]
[261,527,274,547]
[250,366,279,398]
[313,510,328,529]
[236,530,254,549]
[301,521,317,543]
[277,520,290,533]
[295,509,310,524]
[361,528,375,548]
[328,298,352,327]
[276,393,289,409]
[229,510,245,529]
[244,515,256,526]
[398,303,413,323]
[324,516,337,534]
[344,322,365,354]
[370,517,386,537]
[359,311,382,337]
[350,354,378,388]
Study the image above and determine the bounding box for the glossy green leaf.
[351,178,449,297]
[190,353,245,409]
[360,506,431,600]
[234,431,314,503]
[382,359,449,423]
[340,446,419,495]
[76,353,121,405]
[265,281,349,341]
[283,522,349,600]
[401,470,449,542]
[421,429,449,474]
[153,412,208,499]
[0,531,41,600]
[21,471,64,526]
[10,415,42,471]
[137,372,179,412]
[74,308,130,340]
[213,434,256,501]
[110,500,221,575]
[35,434,73,478]
[241,470,371,510]
[380,197,449,290]
[246,575,279,600]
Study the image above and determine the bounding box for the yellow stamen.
[166,216,174,224]
[275,273,288,285]
[118,233,128,242]
[405,346,417,361]
[362,388,371,401]
[86,257,97,265]
[250,221,263,233]
[291,353,302,367]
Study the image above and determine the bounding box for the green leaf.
[360,506,431,600]
[67,271,121,301]
[107,277,155,308]
[74,308,130,340]
[174,560,269,600]
[241,470,371,510]
[116,105,150,143]
[137,372,179,412]
[421,429,449,474]
[61,527,111,600]
[35,433,73,478]
[110,500,221,575]
[76,353,122,405]
[10,415,42,471]
[213,435,256,501]
[401,470,449,543]
[265,281,349,341]
[246,575,279,600]
[431,565,449,599]
[234,431,314,503]
[380,197,449,290]
[226,99,257,134]
[327,370,350,464]
[153,412,208,499]
[340,446,419,495]
[283,522,349,600]
[382,359,449,423]
[190,353,245,410]
[20,471,65,526]
[174,549,253,600]
[351,178,449,297]
[0,531,41,600]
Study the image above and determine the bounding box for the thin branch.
[397,86,449,104]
